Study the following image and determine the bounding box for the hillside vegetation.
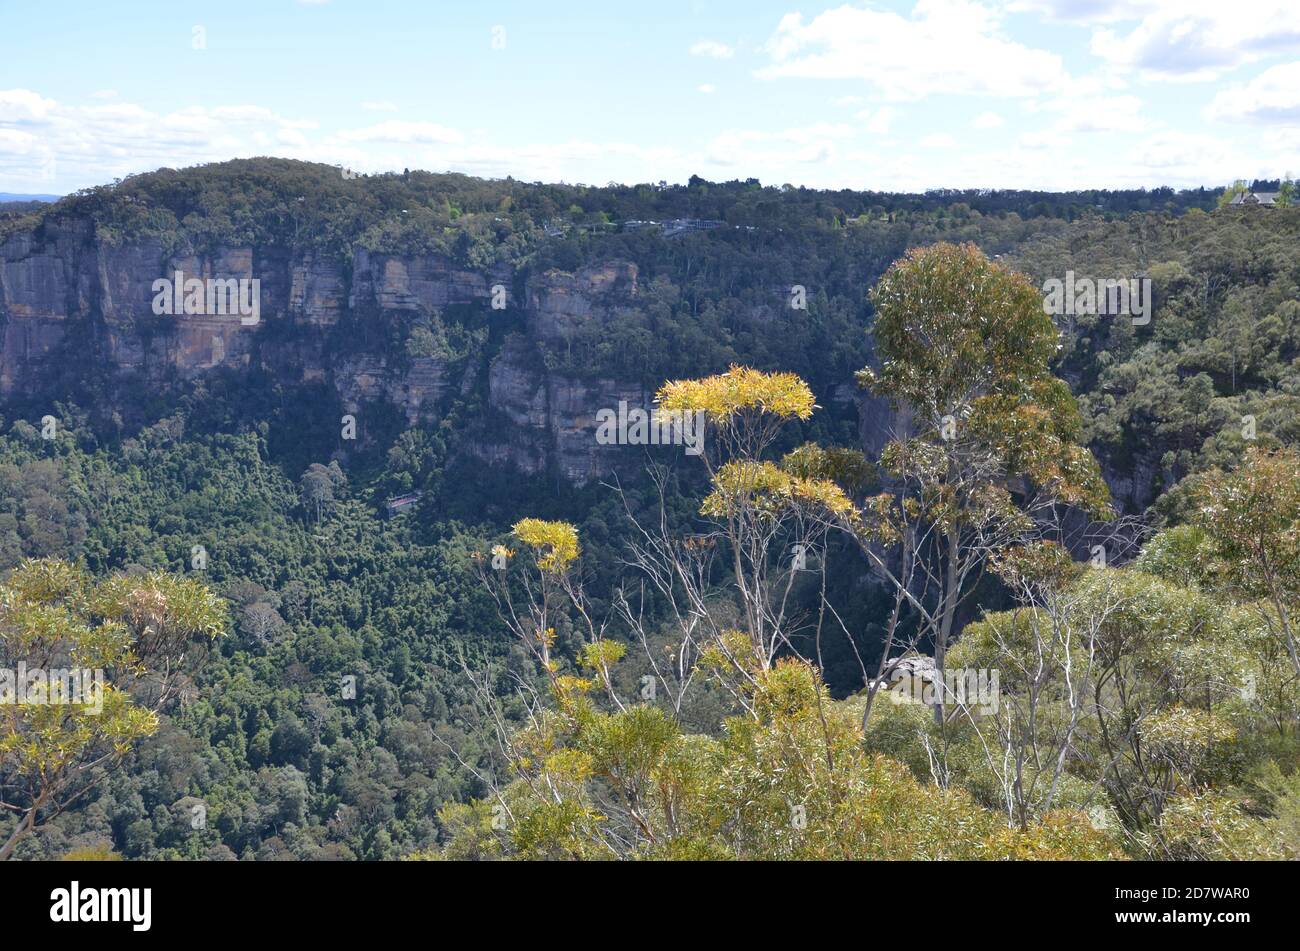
[1,160,1297,859]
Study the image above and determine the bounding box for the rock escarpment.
[0,220,886,485]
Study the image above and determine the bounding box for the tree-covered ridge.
[5,156,1222,257]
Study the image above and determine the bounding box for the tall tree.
[855,242,1112,726]
[1192,446,1300,679]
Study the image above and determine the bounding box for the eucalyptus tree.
[853,242,1113,725]
[0,558,225,859]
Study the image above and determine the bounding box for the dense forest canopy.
[1,159,1297,859]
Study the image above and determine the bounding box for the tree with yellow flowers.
[655,366,864,690]
[449,520,1124,859]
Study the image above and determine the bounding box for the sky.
[2,0,1299,195]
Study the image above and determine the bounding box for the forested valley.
[1,160,1298,860]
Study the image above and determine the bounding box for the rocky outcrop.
[0,220,84,392]
[289,253,346,327]
[0,219,877,487]
[480,331,659,483]
[351,251,509,313]
[526,260,638,346]
[335,353,452,425]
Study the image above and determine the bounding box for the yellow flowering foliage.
[511,518,580,574]
[91,570,227,640]
[0,558,225,851]
[439,649,1125,860]
[427,801,506,861]
[508,707,570,774]
[790,477,859,521]
[578,638,628,672]
[712,659,1121,859]
[656,365,816,424]
[701,461,788,518]
[780,443,875,495]
[700,460,858,522]
[0,685,158,778]
[553,674,595,699]
[980,810,1126,860]
[60,843,122,862]
[542,747,596,785]
[698,628,763,679]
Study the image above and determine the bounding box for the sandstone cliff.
[0,219,888,485]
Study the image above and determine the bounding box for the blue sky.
[3,0,1299,194]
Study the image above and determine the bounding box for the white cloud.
[2,51,1295,198]
[0,86,698,192]
[335,120,464,145]
[705,123,853,168]
[1031,93,1146,132]
[856,106,899,135]
[1089,2,1300,81]
[758,0,1068,101]
[0,90,330,191]
[1125,130,1240,176]
[690,40,735,59]
[0,89,59,122]
[1206,62,1300,124]
[1001,0,1152,23]
[361,100,398,112]
[1012,92,1147,151]
[698,84,716,94]
[413,140,683,185]
[864,122,1271,191]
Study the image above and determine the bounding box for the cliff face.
[0,219,887,484]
